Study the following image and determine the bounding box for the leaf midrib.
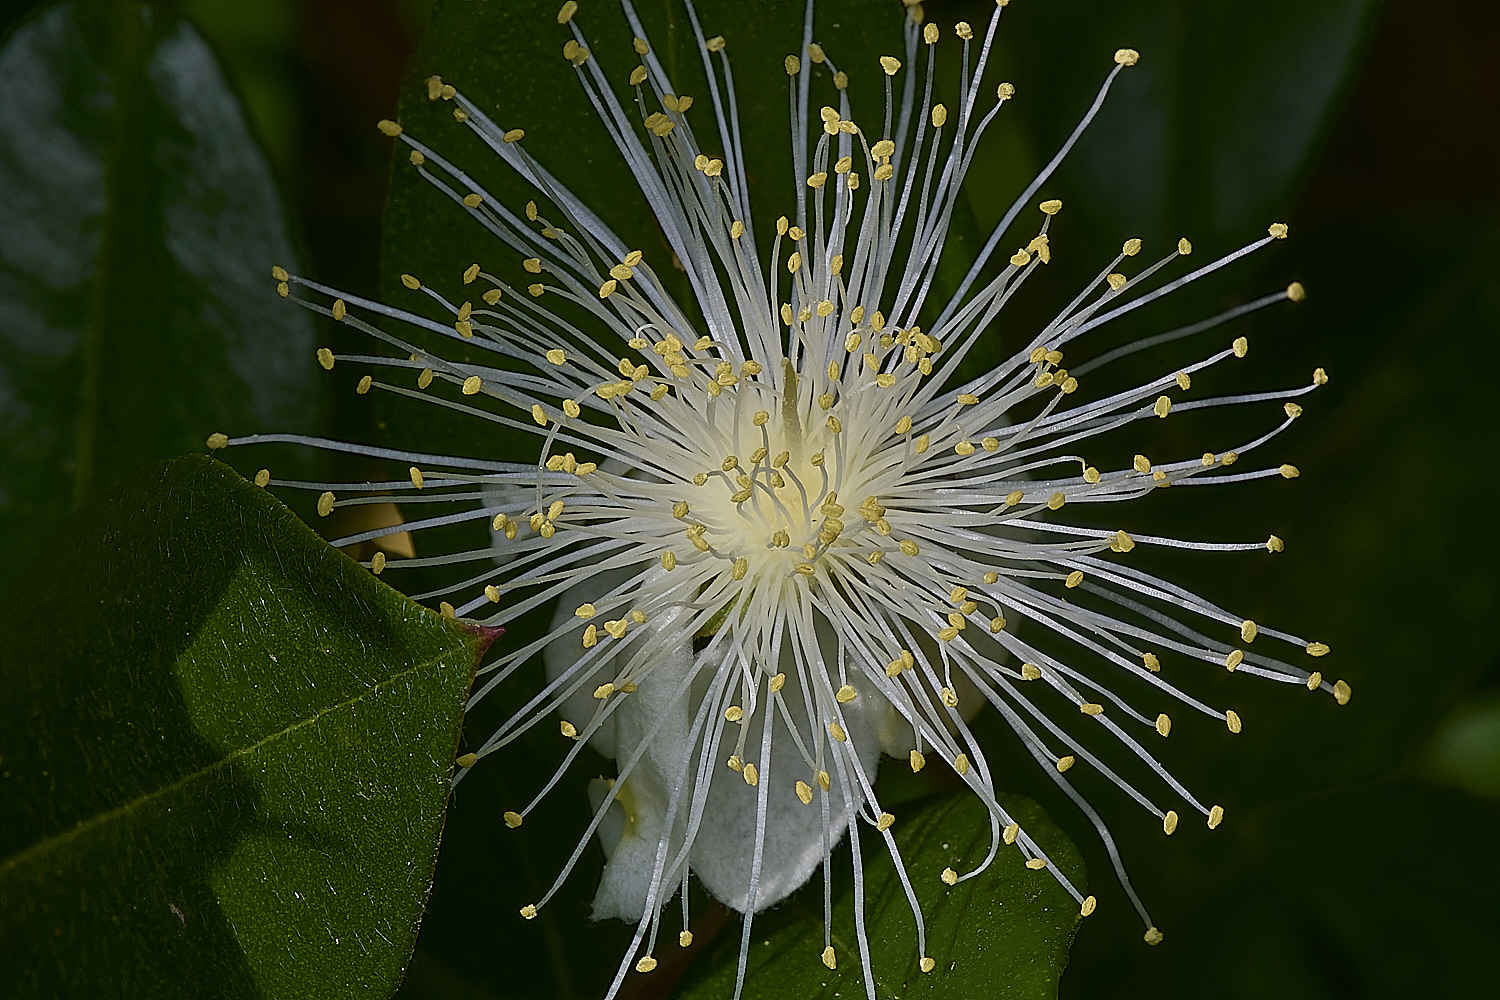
[0,641,466,878]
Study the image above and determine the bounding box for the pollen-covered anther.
[876,812,895,832]
[880,55,902,75]
[743,763,759,786]
[1226,710,1243,733]
[635,957,657,974]
[1025,858,1048,871]
[1144,927,1164,946]
[520,904,538,920]
[1155,713,1171,737]
[1208,805,1225,829]
[822,946,837,969]
[1080,702,1104,716]
[1225,649,1244,671]
[1279,464,1301,479]
[1269,222,1289,239]
[1115,48,1141,66]
[1056,756,1076,772]
[1334,680,1352,705]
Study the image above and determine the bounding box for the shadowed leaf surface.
[0,454,485,999]
[0,0,319,588]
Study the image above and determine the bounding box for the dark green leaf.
[0,454,486,998]
[963,0,1379,247]
[676,793,1085,1000]
[0,0,319,587]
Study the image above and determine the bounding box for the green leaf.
[0,454,486,998]
[676,793,1085,1000]
[0,0,320,588]
[964,0,1379,248]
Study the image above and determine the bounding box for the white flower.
[219,1,1350,996]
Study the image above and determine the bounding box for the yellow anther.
[482,288,502,305]
[876,812,895,832]
[828,722,847,742]
[1268,222,1289,239]
[807,171,828,188]
[316,491,335,517]
[377,118,402,137]
[1225,649,1244,671]
[1155,713,1171,737]
[1144,927,1164,946]
[1334,679,1352,705]
[880,55,902,75]
[794,780,813,805]
[462,192,483,208]
[785,54,801,75]
[1233,336,1249,357]
[1154,395,1172,418]
[724,705,744,723]
[1144,652,1161,672]
[1307,641,1331,657]
[1226,710,1243,733]
[931,103,948,128]
[1065,570,1084,588]
[635,956,657,974]
[409,465,426,490]
[1241,620,1258,643]
[1056,756,1075,773]
[1010,249,1031,267]
[941,687,959,708]
[520,904,538,920]
[1047,492,1066,510]
[503,809,524,828]
[1003,822,1019,845]
[1106,273,1128,291]
[726,755,744,772]
[462,375,482,395]
[1080,702,1104,717]
[1081,895,1098,917]
[1025,857,1048,871]
[1267,534,1285,553]
[822,945,837,969]
[1114,48,1140,66]
[1288,281,1307,302]
[898,539,919,557]
[632,36,649,55]
[317,347,336,370]
[914,434,930,454]
[1279,464,1301,479]
[1208,804,1225,829]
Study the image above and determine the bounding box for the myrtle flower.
[213,0,1349,996]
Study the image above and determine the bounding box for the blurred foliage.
[0,0,1497,996]
[0,0,318,587]
[0,455,485,997]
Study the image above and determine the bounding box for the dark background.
[1,0,1496,997]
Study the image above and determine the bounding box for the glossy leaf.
[0,0,318,587]
[0,454,486,998]
[675,793,1085,1000]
